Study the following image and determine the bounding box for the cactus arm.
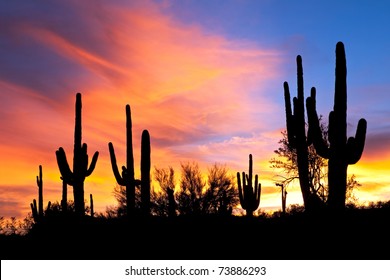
[108,142,125,186]
[86,150,99,176]
[237,172,245,209]
[347,119,367,164]
[306,87,331,159]
[55,147,74,185]
[126,105,135,180]
[284,82,296,148]
[30,199,38,222]
[253,174,259,207]
[257,183,261,205]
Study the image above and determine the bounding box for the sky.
[1,0,390,219]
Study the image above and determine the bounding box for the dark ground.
[1,208,389,260]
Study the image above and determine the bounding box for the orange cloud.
[0,1,285,220]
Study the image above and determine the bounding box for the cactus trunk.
[61,177,67,213]
[140,130,151,216]
[37,165,43,218]
[90,193,94,217]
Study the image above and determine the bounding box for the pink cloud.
[0,0,287,219]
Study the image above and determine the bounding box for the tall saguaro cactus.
[284,55,320,211]
[306,42,367,212]
[237,154,261,217]
[109,104,136,217]
[108,104,151,217]
[56,93,99,216]
[140,129,151,216]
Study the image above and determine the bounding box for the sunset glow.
[1,0,390,220]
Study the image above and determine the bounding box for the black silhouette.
[90,194,94,217]
[0,41,387,262]
[30,165,43,222]
[276,182,288,215]
[55,93,99,216]
[108,104,151,217]
[283,56,324,212]
[60,177,67,213]
[237,154,261,217]
[306,42,367,212]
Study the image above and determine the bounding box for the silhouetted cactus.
[108,104,151,217]
[276,183,287,215]
[90,193,94,217]
[284,56,323,211]
[237,154,261,217]
[31,165,44,222]
[140,129,151,216]
[306,42,367,212]
[60,177,67,213]
[56,93,99,216]
[30,199,38,222]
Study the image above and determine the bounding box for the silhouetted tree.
[203,163,238,215]
[271,124,361,207]
[152,166,177,217]
[346,174,361,205]
[270,120,328,203]
[176,162,206,215]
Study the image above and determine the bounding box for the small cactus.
[31,165,44,222]
[237,154,261,217]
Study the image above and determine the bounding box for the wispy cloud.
[0,0,285,218]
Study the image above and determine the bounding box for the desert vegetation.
[1,42,389,260]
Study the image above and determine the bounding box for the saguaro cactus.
[90,194,94,217]
[284,55,322,211]
[237,154,261,217]
[109,104,137,217]
[108,104,151,217]
[31,165,43,222]
[140,129,151,216]
[306,42,367,212]
[56,93,99,216]
[60,177,67,213]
